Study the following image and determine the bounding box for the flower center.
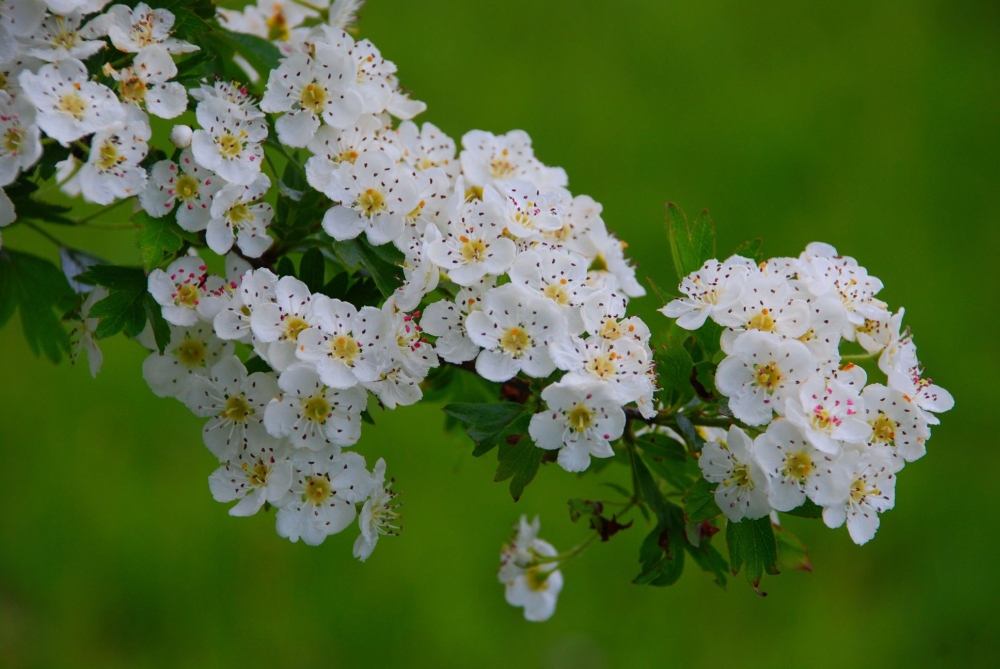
[218,133,244,158]
[330,335,361,363]
[227,203,253,227]
[729,463,753,489]
[266,6,290,42]
[174,338,207,367]
[357,189,386,217]
[567,404,594,432]
[95,140,122,171]
[459,237,487,262]
[543,282,571,305]
[499,327,531,356]
[338,149,359,164]
[586,353,616,380]
[120,75,147,104]
[58,93,87,121]
[283,315,310,341]
[753,361,783,393]
[525,566,550,592]
[810,406,842,433]
[303,475,332,505]
[3,128,23,155]
[175,283,200,307]
[782,451,813,482]
[303,394,330,424]
[849,478,877,504]
[747,308,777,332]
[870,412,897,444]
[222,394,252,422]
[599,318,624,341]
[174,174,200,201]
[53,28,78,50]
[489,150,515,179]
[299,82,327,114]
[242,459,270,487]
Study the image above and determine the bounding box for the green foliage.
[684,537,729,589]
[134,212,189,271]
[568,498,633,542]
[6,180,74,226]
[635,523,686,586]
[494,434,544,502]
[734,238,765,264]
[76,265,168,351]
[726,517,779,594]
[683,477,722,523]
[665,203,716,281]
[442,402,528,457]
[299,248,326,293]
[657,342,695,406]
[333,238,404,298]
[774,524,812,573]
[0,250,76,362]
[784,499,824,519]
[635,433,695,493]
[213,29,284,81]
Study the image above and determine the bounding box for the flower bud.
[170,125,193,149]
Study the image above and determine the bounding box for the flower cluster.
[499,516,563,622]
[662,243,954,544]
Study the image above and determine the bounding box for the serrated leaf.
[299,247,325,293]
[683,477,722,523]
[76,265,149,340]
[59,247,105,294]
[134,212,184,270]
[631,451,670,523]
[143,293,171,354]
[0,250,76,362]
[442,402,527,457]
[726,516,779,594]
[658,342,695,406]
[684,540,729,589]
[674,414,707,453]
[774,524,812,572]
[665,202,716,281]
[6,180,75,225]
[784,499,824,519]
[494,433,543,501]
[333,238,403,297]
[211,29,283,82]
[634,523,685,587]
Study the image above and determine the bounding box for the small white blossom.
[0,92,42,186]
[208,441,293,517]
[294,295,391,389]
[77,106,150,205]
[147,255,224,327]
[420,277,493,364]
[141,323,234,399]
[86,2,198,54]
[353,457,401,562]
[426,191,517,285]
[107,44,187,119]
[207,174,274,258]
[660,258,749,330]
[140,150,222,231]
[755,419,848,512]
[192,97,267,186]
[23,11,105,63]
[698,426,772,522]
[19,58,123,146]
[499,515,563,622]
[822,449,896,546]
[529,382,625,472]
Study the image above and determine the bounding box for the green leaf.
[734,238,764,264]
[275,256,296,279]
[774,524,812,573]
[143,293,171,354]
[634,523,685,587]
[333,238,404,297]
[665,202,716,281]
[658,342,695,406]
[6,180,75,225]
[299,247,326,293]
[726,516,779,594]
[77,265,150,340]
[134,211,184,271]
[674,414,707,453]
[442,402,527,457]
[211,29,283,81]
[244,356,273,375]
[155,0,213,41]
[494,434,543,501]
[636,433,695,492]
[0,250,76,362]
[631,451,670,523]
[784,499,824,519]
[683,477,722,523]
[684,539,729,589]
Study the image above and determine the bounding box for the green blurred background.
[2,1,998,666]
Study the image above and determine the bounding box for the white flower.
[529,382,625,472]
[183,356,281,460]
[460,129,566,191]
[208,440,293,517]
[798,245,887,336]
[509,246,592,334]
[207,174,274,258]
[77,106,150,205]
[107,44,187,119]
[878,327,954,425]
[0,92,42,186]
[294,295,391,389]
[715,331,815,426]
[861,383,931,471]
[465,284,565,382]
[304,114,386,190]
[264,363,368,452]
[499,515,563,622]
[250,275,317,371]
[170,124,192,149]
[261,46,363,146]
[588,232,646,298]
[147,255,223,327]
[317,149,418,246]
[275,451,373,546]
[69,286,107,377]
[139,149,222,231]
[717,273,811,351]
[141,323,234,399]
[345,37,397,115]
[397,120,456,179]
[822,449,896,545]
[383,300,438,379]
[698,426,772,522]
[329,0,365,31]
[485,179,564,239]
[190,81,265,119]
[426,192,517,285]
[0,1,45,65]
[86,2,198,54]
[213,267,278,344]
[43,1,110,16]
[754,419,849,512]
[392,225,442,311]
[19,58,123,146]
[192,97,267,186]
[660,258,749,330]
[420,277,493,364]
[353,457,401,562]
[785,374,872,455]
[362,351,423,409]
[218,0,317,43]
[23,11,105,63]
[552,335,652,405]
